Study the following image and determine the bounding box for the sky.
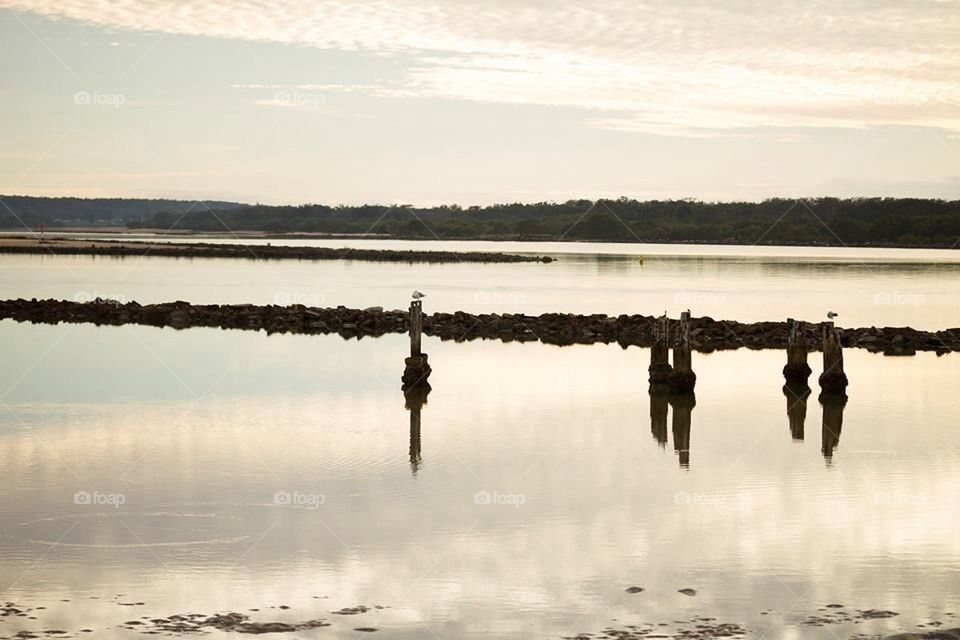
[0,0,959,206]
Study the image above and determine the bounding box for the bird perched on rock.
[412,290,426,299]
[827,311,839,319]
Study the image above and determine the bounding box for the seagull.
[412,290,426,299]
[826,311,839,319]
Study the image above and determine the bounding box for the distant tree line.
[0,196,245,228]
[4,196,960,247]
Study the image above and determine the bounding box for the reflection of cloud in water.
[0,329,957,636]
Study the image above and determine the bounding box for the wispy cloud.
[4,0,960,136]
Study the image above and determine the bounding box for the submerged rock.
[885,630,960,640]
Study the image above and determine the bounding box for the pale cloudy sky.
[1,0,958,205]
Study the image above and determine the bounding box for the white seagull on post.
[412,290,426,299]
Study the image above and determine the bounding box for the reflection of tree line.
[649,387,846,468]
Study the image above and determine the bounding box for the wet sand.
[2,598,956,638]
[0,237,553,264]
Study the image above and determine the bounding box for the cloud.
[5,0,960,136]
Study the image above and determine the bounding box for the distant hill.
[4,195,960,248]
[0,196,248,228]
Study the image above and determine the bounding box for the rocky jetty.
[0,239,553,264]
[1,298,958,355]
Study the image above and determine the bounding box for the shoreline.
[4,227,960,251]
[1,299,955,355]
[0,238,553,264]
[1,597,954,639]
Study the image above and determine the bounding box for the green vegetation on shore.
[4,196,960,247]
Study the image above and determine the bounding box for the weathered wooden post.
[410,300,423,357]
[402,299,432,391]
[668,392,695,468]
[818,321,848,395]
[648,313,672,390]
[669,310,697,393]
[783,319,812,385]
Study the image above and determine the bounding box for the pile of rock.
[0,298,957,355]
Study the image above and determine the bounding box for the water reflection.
[404,384,431,474]
[783,383,812,441]
[651,381,848,466]
[650,388,697,467]
[649,390,669,448]
[819,393,847,464]
[669,393,696,468]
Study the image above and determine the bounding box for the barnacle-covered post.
[783,319,812,385]
[669,310,696,393]
[818,321,848,395]
[648,313,673,390]
[402,299,431,391]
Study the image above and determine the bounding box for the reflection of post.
[818,321,848,394]
[783,383,810,441]
[649,313,672,391]
[404,384,430,474]
[819,393,846,463]
[649,389,669,447]
[669,310,696,393]
[668,392,696,468]
[402,300,431,390]
[783,319,812,385]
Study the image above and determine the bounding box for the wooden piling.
[783,319,812,385]
[818,321,848,394]
[648,313,673,390]
[668,310,697,393]
[402,300,431,390]
[410,299,423,357]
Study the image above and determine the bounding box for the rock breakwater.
[1,299,957,355]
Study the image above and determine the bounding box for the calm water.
[1,242,959,638]
[0,320,958,638]
[1,240,960,329]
